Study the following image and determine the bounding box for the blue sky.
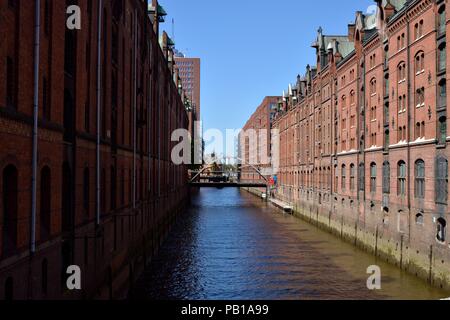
[158,0,374,153]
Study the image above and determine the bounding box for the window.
[84,102,90,133]
[384,129,390,151]
[44,0,50,36]
[370,78,377,94]
[42,259,48,295]
[370,106,377,121]
[439,43,446,72]
[6,57,16,108]
[62,163,73,233]
[415,212,424,225]
[398,94,407,113]
[439,116,447,144]
[414,20,424,39]
[436,157,448,204]
[4,277,13,301]
[334,166,339,193]
[370,163,377,193]
[110,166,116,211]
[2,165,18,258]
[83,168,90,221]
[342,95,347,109]
[370,54,376,68]
[359,163,365,191]
[40,166,51,241]
[415,160,425,199]
[341,165,346,191]
[350,90,355,105]
[437,218,447,242]
[415,52,425,73]
[416,87,425,107]
[397,161,407,196]
[438,79,446,108]
[398,62,406,81]
[42,77,50,119]
[398,126,403,142]
[438,5,446,35]
[350,164,355,191]
[384,73,389,97]
[64,18,77,76]
[383,161,390,194]
[415,122,425,139]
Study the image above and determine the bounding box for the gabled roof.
[382,0,408,11]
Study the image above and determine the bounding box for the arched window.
[370,163,377,193]
[414,20,424,39]
[342,95,347,109]
[110,166,116,211]
[383,161,390,194]
[350,164,355,191]
[370,78,377,94]
[415,212,424,225]
[438,5,446,34]
[397,161,407,196]
[4,277,13,301]
[436,157,448,204]
[341,165,346,191]
[6,56,16,109]
[42,259,48,295]
[83,168,90,221]
[415,51,425,73]
[437,218,447,242]
[439,43,446,72]
[384,73,389,97]
[438,116,447,145]
[383,207,390,225]
[2,165,18,258]
[359,163,365,191]
[415,160,425,199]
[62,163,73,233]
[438,79,446,108]
[398,62,406,81]
[40,166,51,241]
[415,87,425,107]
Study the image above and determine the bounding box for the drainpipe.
[133,9,137,210]
[148,78,152,194]
[96,0,103,226]
[31,0,41,253]
[406,15,412,237]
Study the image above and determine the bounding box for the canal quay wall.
[289,199,450,292]
[0,0,191,300]
[245,186,450,292]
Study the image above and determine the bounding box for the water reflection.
[132,188,449,300]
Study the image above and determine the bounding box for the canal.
[131,188,450,300]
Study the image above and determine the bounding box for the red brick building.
[0,0,189,299]
[270,0,450,289]
[239,96,279,185]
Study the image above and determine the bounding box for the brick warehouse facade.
[239,96,279,191]
[0,0,190,299]
[242,0,450,290]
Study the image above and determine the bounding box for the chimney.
[348,24,356,41]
